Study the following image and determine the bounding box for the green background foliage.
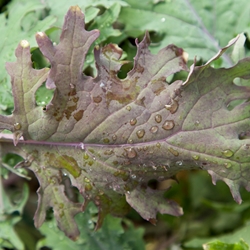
[0,0,250,249]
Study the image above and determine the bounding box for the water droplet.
[155,114,162,123]
[85,183,93,191]
[104,149,113,155]
[112,134,117,141]
[176,161,183,166]
[161,17,166,22]
[59,203,64,208]
[125,147,137,159]
[14,122,21,130]
[126,106,131,111]
[103,138,110,143]
[100,82,105,88]
[131,174,136,179]
[195,120,200,126]
[136,129,145,138]
[168,147,179,156]
[162,120,175,130]
[150,126,158,133]
[69,83,75,89]
[79,142,85,150]
[84,153,89,160]
[162,166,168,171]
[128,139,133,144]
[152,165,157,170]
[224,162,232,169]
[165,99,178,114]
[126,191,130,194]
[156,142,161,148]
[192,155,199,160]
[84,177,90,183]
[222,149,234,158]
[59,210,64,218]
[130,118,137,126]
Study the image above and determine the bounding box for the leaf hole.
[35,82,54,107]
[117,62,133,79]
[31,48,50,69]
[238,131,250,140]
[226,99,248,111]
[147,179,159,190]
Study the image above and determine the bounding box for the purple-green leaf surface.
[1,6,250,239]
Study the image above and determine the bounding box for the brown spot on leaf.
[73,110,84,121]
[45,153,81,178]
[68,88,77,96]
[72,96,79,103]
[64,104,77,119]
[135,96,145,107]
[93,95,102,103]
[136,64,144,73]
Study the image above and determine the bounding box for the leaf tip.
[20,40,30,48]
[183,51,189,63]
[69,5,82,14]
[36,32,45,38]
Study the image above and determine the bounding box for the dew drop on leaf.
[156,142,161,148]
[85,183,93,191]
[155,114,162,123]
[195,120,200,126]
[79,142,84,150]
[128,139,134,144]
[103,138,110,143]
[192,155,199,160]
[222,149,234,158]
[150,126,158,133]
[168,147,179,156]
[59,203,64,208]
[84,152,89,160]
[136,129,145,138]
[176,161,183,166]
[165,99,178,114]
[162,120,175,130]
[112,134,117,141]
[125,147,137,159]
[130,118,137,126]
[126,106,131,111]
[104,149,113,155]
[131,174,136,179]
[224,162,232,169]
[14,122,22,130]
[84,177,90,183]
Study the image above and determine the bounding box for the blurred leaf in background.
[36,202,145,250]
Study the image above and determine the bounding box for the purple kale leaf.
[1,6,250,239]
